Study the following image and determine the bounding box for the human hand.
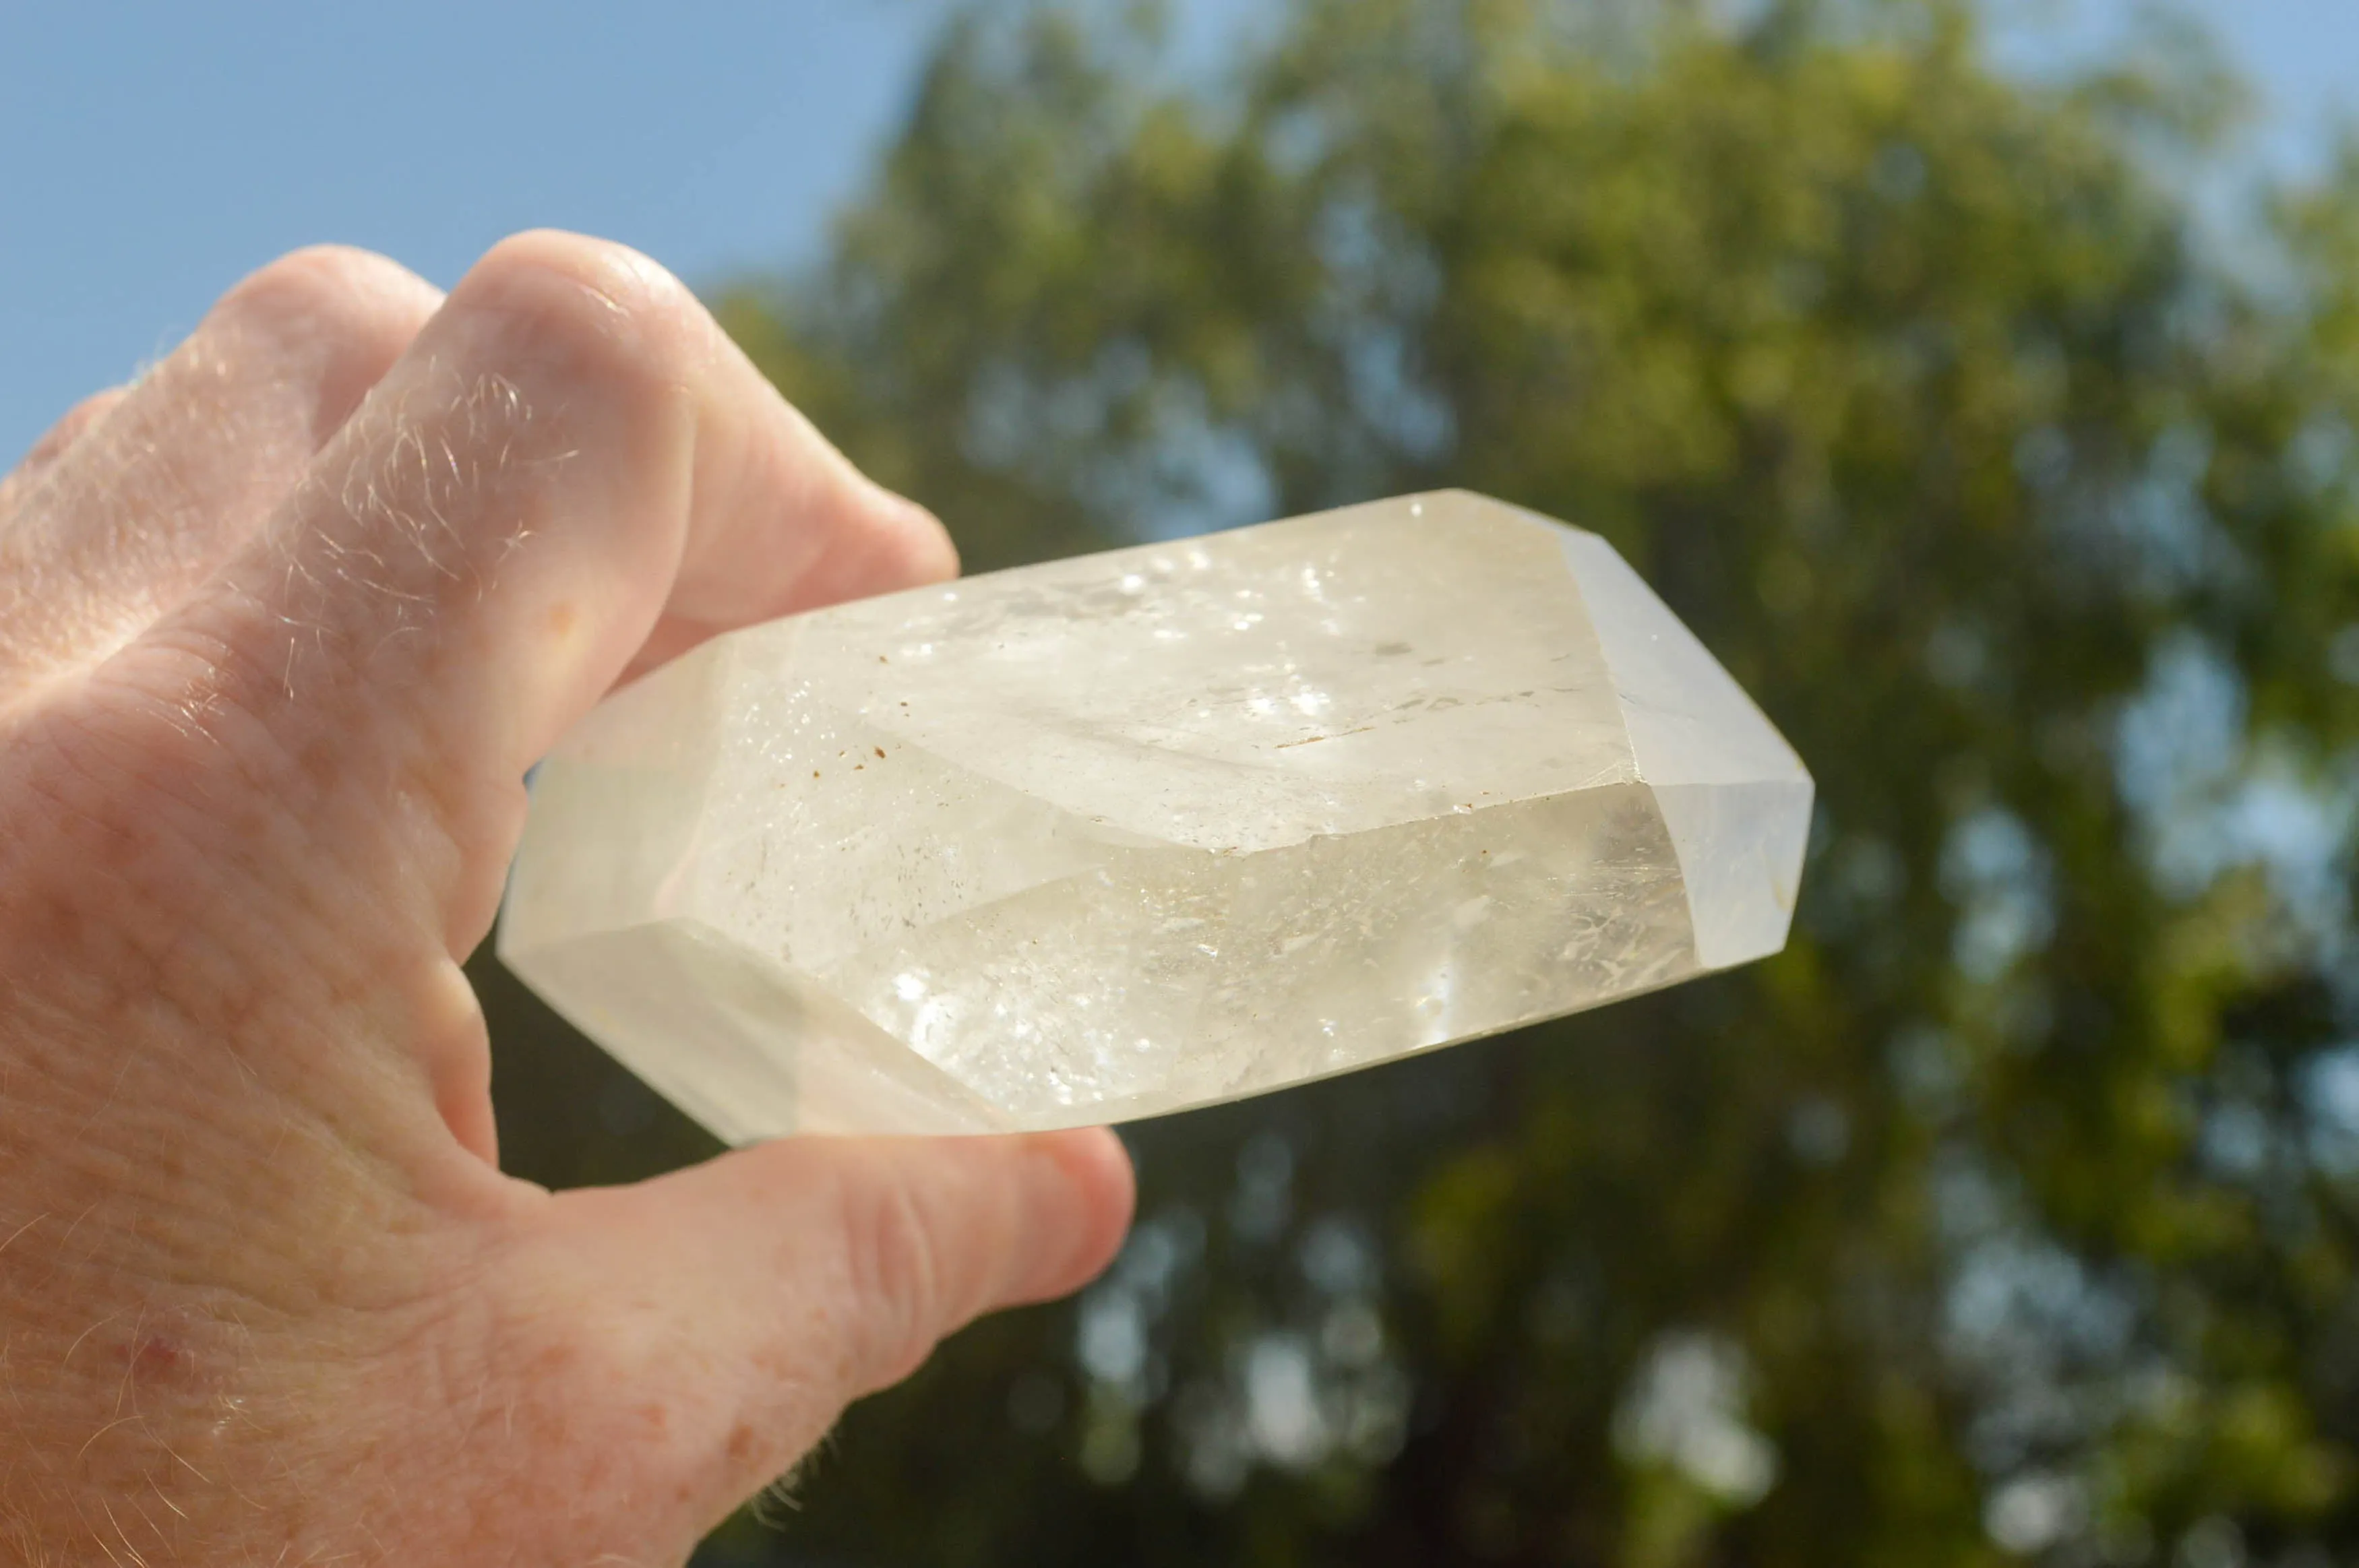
[0,233,1134,1565]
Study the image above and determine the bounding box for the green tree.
[485,1,2359,1562]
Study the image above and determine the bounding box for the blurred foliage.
[479,0,2359,1562]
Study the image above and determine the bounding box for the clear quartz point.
[498,491,1813,1140]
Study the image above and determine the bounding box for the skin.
[0,232,1136,1566]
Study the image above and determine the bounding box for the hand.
[0,233,1134,1565]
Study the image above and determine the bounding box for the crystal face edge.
[506,778,1710,1139]
[1549,519,1812,968]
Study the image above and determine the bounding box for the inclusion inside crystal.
[498,491,1812,1139]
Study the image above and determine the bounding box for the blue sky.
[1,1,2352,464]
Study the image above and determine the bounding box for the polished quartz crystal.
[498,492,1812,1140]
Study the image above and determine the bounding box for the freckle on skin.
[727,1422,756,1462]
[545,603,578,639]
[133,1337,189,1383]
[125,1329,206,1390]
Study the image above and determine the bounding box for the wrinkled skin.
[0,233,1134,1566]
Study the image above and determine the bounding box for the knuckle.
[461,230,710,394]
[214,244,431,347]
[834,1166,949,1388]
[22,387,125,467]
[0,388,120,515]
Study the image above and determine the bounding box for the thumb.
[501,1129,1134,1540]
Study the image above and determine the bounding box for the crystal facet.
[497,492,1812,1140]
